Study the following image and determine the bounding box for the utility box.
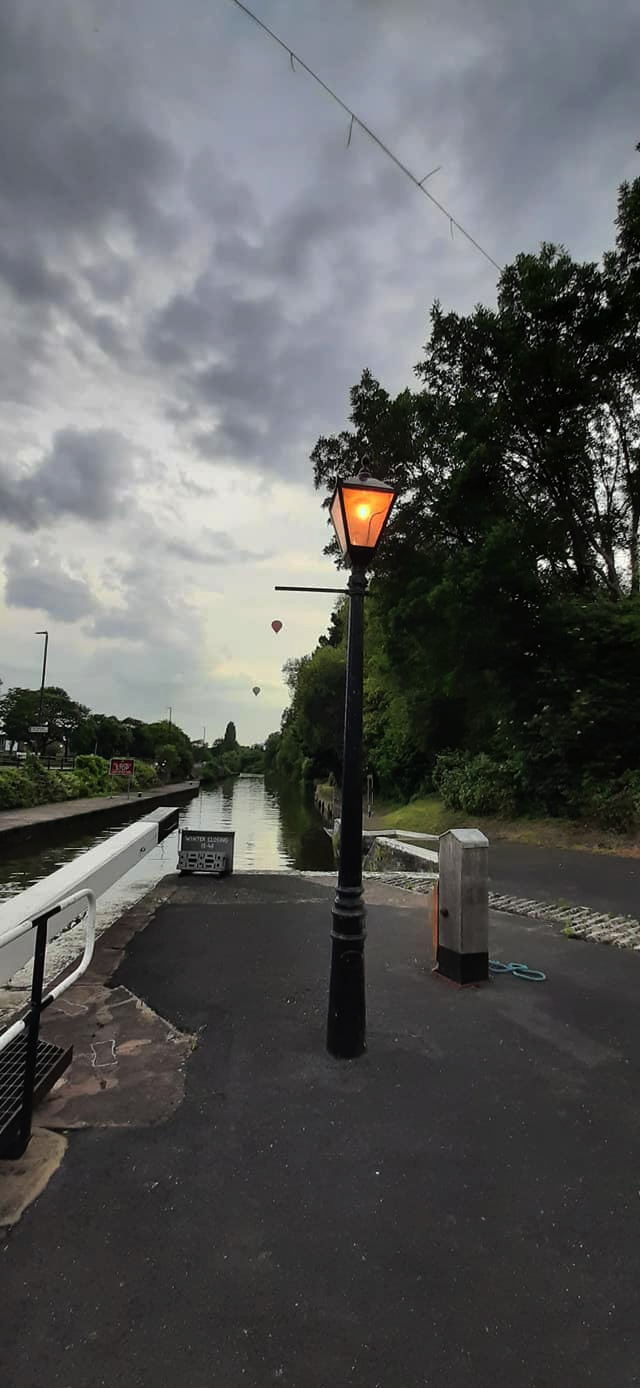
[436,828,489,985]
[177,829,234,876]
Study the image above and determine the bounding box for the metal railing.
[0,891,95,1158]
[0,752,76,769]
[0,804,180,1158]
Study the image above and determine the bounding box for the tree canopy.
[268,155,640,831]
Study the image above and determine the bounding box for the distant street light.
[35,630,49,724]
[326,465,397,1059]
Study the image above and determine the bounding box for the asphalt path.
[490,841,640,917]
[2,873,639,1387]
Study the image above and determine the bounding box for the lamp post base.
[327,887,366,1059]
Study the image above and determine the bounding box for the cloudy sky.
[0,0,637,743]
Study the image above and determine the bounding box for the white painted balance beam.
[0,806,178,985]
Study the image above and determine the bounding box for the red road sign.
[110,757,135,778]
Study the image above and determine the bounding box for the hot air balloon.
[271,620,283,634]
[252,686,260,696]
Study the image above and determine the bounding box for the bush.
[73,753,110,797]
[132,761,157,790]
[434,750,520,818]
[572,772,640,834]
[0,761,84,810]
[0,767,38,809]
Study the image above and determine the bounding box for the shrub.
[434,750,520,818]
[0,767,38,809]
[132,761,157,790]
[572,771,640,834]
[73,753,110,797]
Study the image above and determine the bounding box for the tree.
[144,720,194,777]
[155,743,179,778]
[0,688,41,744]
[223,721,238,748]
[0,686,89,750]
[71,715,133,758]
[299,155,640,822]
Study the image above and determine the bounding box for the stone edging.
[364,871,640,952]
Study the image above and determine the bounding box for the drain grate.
[0,1033,72,1159]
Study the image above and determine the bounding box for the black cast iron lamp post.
[327,466,397,1058]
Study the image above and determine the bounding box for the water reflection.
[274,776,335,871]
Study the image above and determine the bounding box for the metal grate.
[0,1034,72,1158]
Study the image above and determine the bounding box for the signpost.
[109,757,135,798]
[29,726,48,735]
[177,829,234,876]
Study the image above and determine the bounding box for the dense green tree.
[143,720,193,777]
[0,686,89,750]
[71,715,134,758]
[287,156,640,827]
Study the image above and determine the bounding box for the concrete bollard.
[436,828,489,985]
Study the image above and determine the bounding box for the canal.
[0,776,334,939]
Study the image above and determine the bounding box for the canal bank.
[2,870,639,1386]
[0,779,200,844]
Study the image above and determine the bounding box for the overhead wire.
[230,0,503,274]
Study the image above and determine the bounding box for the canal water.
[0,776,334,939]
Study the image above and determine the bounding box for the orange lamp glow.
[329,467,397,567]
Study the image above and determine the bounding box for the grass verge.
[371,796,640,857]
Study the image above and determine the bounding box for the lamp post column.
[36,630,49,723]
[327,564,367,1059]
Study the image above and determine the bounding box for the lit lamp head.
[329,464,397,568]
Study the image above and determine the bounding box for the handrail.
[0,803,180,985]
[0,804,181,1158]
[0,889,96,1055]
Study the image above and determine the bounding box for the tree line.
[266,156,640,833]
[0,684,195,780]
[200,721,265,782]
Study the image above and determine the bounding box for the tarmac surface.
[489,840,640,918]
[1,872,639,1387]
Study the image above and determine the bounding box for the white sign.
[29,725,48,734]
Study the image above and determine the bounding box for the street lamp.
[35,630,49,723]
[326,464,397,1058]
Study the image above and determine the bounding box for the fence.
[0,752,76,770]
[0,805,179,1159]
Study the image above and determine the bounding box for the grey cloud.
[0,6,182,254]
[195,421,266,464]
[187,150,262,233]
[85,314,129,362]
[89,555,206,659]
[0,247,75,307]
[91,609,152,643]
[0,429,132,530]
[165,531,269,565]
[84,255,133,302]
[146,152,408,473]
[3,544,97,622]
[0,3,184,393]
[145,291,218,366]
[353,0,640,259]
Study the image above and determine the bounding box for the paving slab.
[1,873,639,1388]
